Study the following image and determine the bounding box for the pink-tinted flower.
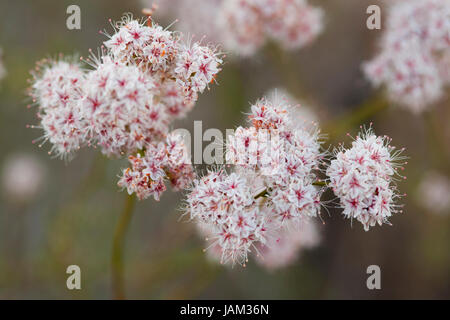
[364,0,450,112]
[118,132,194,200]
[29,58,87,158]
[147,0,324,56]
[79,57,164,157]
[327,127,407,231]
[187,93,324,265]
[219,0,324,56]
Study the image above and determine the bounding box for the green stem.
[324,94,389,140]
[111,194,136,300]
[312,180,328,187]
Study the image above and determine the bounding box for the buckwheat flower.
[29,58,87,158]
[364,0,450,113]
[187,93,324,266]
[256,221,320,271]
[218,0,265,56]
[326,127,407,231]
[151,0,223,44]
[174,41,223,100]
[264,0,324,50]
[165,132,195,191]
[1,153,46,203]
[159,79,195,119]
[417,171,450,215]
[364,45,443,114]
[0,47,6,82]
[226,96,324,225]
[187,169,270,265]
[118,143,168,201]
[117,132,194,200]
[218,0,324,56]
[104,15,178,72]
[270,177,322,224]
[79,56,165,156]
[103,14,223,105]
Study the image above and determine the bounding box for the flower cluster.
[187,170,269,265]
[29,13,222,201]
[327,127,407,231]
[219,0,324,56]
[118,132,194,201]
[227,95,324,225]
[29,58,86,156]
[417,171,450,215]
[364,0,450,113]
[186,93,325,265]
[147,0,324,56]
[0,47,6,82]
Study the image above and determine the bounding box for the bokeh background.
[0,0,449,299]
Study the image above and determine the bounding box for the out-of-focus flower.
[186,93,325,265]
[417,171,450,215]
[256,221,320,271]
[327,127,407,231]
[219,0,324,56]
[145,0,324,57]
[0,47,6,82]
[364,0,450,113]
[1,153,46,203]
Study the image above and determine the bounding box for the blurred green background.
[0,0,449,299]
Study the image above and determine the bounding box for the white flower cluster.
[187,94,325,265]
[118,133,194,201]
[147,0,324,57]
[30,15,222,159]
[29,13,222,201]
[219,0,324,56]
[30,59,86,156]
[364,0,450,113]
[327,128,407,231]
[186,91,408,265]
[0,47,6,82]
